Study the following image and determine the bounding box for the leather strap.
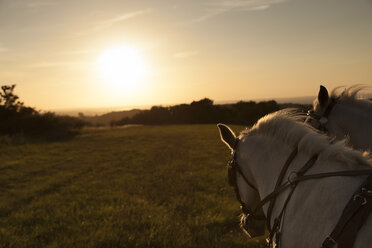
[255,169,372,217]
[322,175,372,248]
[266,147,298,231]
[267,155,318,246]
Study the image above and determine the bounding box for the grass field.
[0,125,266,248]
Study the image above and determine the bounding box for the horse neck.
[240,133,370,247]
[329,102,372,151]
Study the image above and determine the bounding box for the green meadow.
[0,125,266,248]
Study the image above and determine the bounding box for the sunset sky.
[0,0,371,110]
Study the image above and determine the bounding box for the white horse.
[309,85,372,152]
[218,110,372,247]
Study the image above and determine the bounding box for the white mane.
[241,109,371,167]
[332,85,372,109]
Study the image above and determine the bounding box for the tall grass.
[0,125,266,247]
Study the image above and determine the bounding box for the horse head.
[217,123,266,237]
[309,85,372,151]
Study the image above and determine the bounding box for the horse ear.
[318,85,329,107]
[217,123,238,151]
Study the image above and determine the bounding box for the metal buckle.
[322,236,337,248]
[353,194,367,205]
[287,171,298,185]
[361,187,372,196]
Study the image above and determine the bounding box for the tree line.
[111,98,281,126]
[1,84,310,143]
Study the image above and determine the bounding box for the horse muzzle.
[240,214,266,238]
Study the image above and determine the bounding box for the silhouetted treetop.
[112,98,280,126]
[191,98,213,106]
[0,84,24,111]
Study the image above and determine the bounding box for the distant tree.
[0,84,24,110]
[190,98,213,106]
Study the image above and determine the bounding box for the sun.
[97,46,148,94]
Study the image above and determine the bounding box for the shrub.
[0,84,85,143]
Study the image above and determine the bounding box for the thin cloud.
[205,0,286,9]
[74,9,153,36]
[96,9,152,31]
[26,61,85,68]
[55,49,97,55]
[194,0,288,23]
[173,51,199,59]
[193,8,228,23]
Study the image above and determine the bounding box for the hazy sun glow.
[97,46,148,94]
[2,1,372,110]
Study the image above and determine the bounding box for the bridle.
[306,98,337,132]
[228,150,265,221]
[227,144,302,237]
[227,139,372,247]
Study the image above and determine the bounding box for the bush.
[0,84,85,143]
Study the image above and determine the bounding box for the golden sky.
[0,0,371,110]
